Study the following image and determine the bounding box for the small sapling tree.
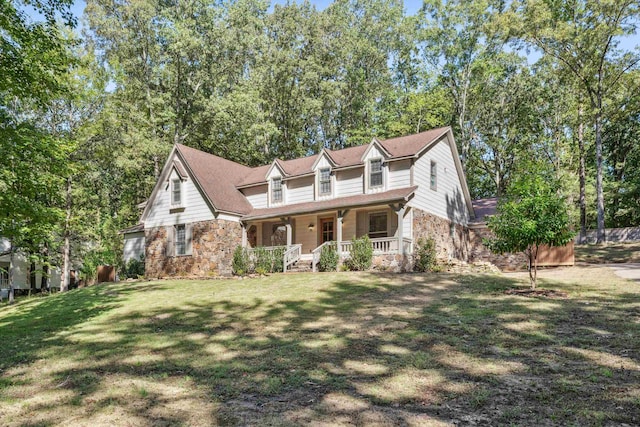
[485,174,574,289]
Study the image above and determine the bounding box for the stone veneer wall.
[145,219,242,278]
[412,208,469,262]
[371,254,413,273]
[468,225,528,271]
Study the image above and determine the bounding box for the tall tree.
[1,0,75,301]
[510,0,640,243]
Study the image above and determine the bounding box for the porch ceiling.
[241,186,417,221]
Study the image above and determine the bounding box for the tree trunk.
[578,105,587,244]
[528,245,538,290]
[61,177,72,292]
[595,97,606,244]
[41,243,49,292]
[30,261,36,295]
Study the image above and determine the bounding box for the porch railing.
[340,237,411,255]
[283,244,302,272]
[311,241,333,272]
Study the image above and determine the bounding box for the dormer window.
[319,167,331,195]
[369,159,383,188]
[272,177,283,203]
[172,179,182,206]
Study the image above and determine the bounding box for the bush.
[414,238,438,272]
[271,247,285,273]
[319,242,339,272]
[253,247,271,275]
[232,246,250,275]
[123,254,145,279]
[346,235,373,271]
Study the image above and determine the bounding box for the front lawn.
[0,269,638,426]
[576,241,640,264]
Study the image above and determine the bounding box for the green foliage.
[232,246,250,276]
[414,238,438,273]
[123,255,145,279]
[346,236,373,271]
[251,247,285,275]
[485,171,575,288]
[318,242,339,272]
[80,248,118,282]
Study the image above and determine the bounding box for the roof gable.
[311,149,336,171]
[360,137,391,162]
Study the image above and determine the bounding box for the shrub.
[124,254,145,279]
[414,238,438,272]
[318,242,339,272]
[232,246,250,276]
[253,247,272,275]
[346,235,373,271]
[271,247,285,273]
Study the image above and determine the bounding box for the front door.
[320,217,334,243]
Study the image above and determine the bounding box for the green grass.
[576,241,640,263]
[0,268,638,426]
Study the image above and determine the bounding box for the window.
[319,167,331,195]
[272,177,282,203]
[172,179,182,206]
[430,160,437,191]
[369,159,383,188]
[368,212,387,238]
[175,224,186,255]
[0,266,8,288]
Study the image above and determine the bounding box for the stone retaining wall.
[371,254,413,273]
[145,219,242,278]
[468,225,529,271]
[412,209,469,262]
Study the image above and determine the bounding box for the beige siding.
[342,211,357,241]
[388,159,411,189]
[287,176,314,204]
[145,168,218,228]
[409,136,469,225]
[293,215,318,254]
[123,232,145,263]
[242,185,268,209]
[336,168,363,197]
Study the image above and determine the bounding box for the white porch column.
[397,205,405,255]
[337,212,343,257]
[241,223,248,248]
[285,218,292,248]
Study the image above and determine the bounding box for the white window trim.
[270,176,284,206]
[175,224,186,256]
[430,160,437,191]
[171,178,183,208]
[368,158,384,190]
[318,167,332,197]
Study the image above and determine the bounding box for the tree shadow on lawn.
[1,273,638,426]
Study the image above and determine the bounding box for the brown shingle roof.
[242,186,417,220]
[471,197,498,223]
[176,144,254,215]
[236,127,450,187]
[119,223,144,234]
[379,126,449,158]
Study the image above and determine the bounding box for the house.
[0,238,61,293]
[122,126,480,276]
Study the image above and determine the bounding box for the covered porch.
[240,187,416,272]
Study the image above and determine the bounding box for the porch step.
[287,260,313,273]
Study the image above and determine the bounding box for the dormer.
[361,138,390,193]
[266,159,286,206]
[312,149,337,199]
[168,160,188,209]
